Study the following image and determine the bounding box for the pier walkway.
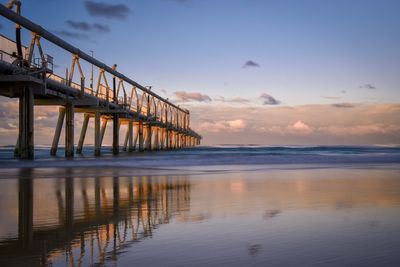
[0,4,201,159]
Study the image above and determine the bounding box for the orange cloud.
[174,91,212,102]
[186,103,400,145]
[286,121,313,134]
[1,96,399,146]
[198,119,246,133]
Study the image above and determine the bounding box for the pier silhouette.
[0,4,201,159]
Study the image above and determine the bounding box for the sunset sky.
[0,0,399,146]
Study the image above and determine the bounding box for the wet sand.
[0,165,399,266]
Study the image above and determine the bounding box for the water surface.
[0,165,399,266]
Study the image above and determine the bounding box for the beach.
[0,146,399,266]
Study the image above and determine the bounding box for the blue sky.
[1,0,399,105]
[1,0,400,145]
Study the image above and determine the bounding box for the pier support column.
[17,87,34,159]
[165,129,169,150]
[128,120,134,152]
[145,123,152,151]
[170,131,174,149]
[50,107,65,156]
[153,127,159,150]
[174,132,178,149]
[133,122,139,151]
[181,135,184,148]
[112,115,119,155]
[94,112,101,156]
[77,113,90,154]
[100,119,108,147]
[160,128,165,150]
[65,102,74,158]
[138,121,144,152]
[123,123,129,152]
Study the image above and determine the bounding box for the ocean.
[0,145,400,168]
[0,146,399,266]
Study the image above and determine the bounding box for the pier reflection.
[0,170,190,266]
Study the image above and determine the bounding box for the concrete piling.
[145,123,152,151]
[17,87,34,159]
[112,114,119,155]
[50,107,65,156]
[65,102,74,158]
[128,120,134,152]
[100,119,107,147]
[138,121,144,152]
[76,113,90,154]
[94,112,101,156]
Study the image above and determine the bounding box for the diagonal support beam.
[50,107,65,156]
[100,119,108,147]
[76,113,90,154]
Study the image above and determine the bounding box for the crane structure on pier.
[0,3,202,159]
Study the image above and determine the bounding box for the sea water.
[0,146,399,266]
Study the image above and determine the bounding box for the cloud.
[359,84,376,90]
[0,99,59,144]
[66,20,110,33]
[287,120,313,134]
[215,96,250,104]
[55,30,92,41]
[198,119,246,132]
[341,90,347,94]
[228,119,246,130]
[174,91,212,102]
[332,103,354,108]
[66,20,91,31]
[93,23,110,33]
[187,103,400,145]
[260,93,280,105]
[243,60,260,68]
[320,124,400,136]
[85,1,131,19]
[1,95,399,147]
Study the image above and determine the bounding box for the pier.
[0,4,201,159]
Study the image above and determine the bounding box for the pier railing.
[0,4,201,159]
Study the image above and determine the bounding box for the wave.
[0,145,400,169]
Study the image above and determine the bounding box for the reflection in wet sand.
[0,169,190,266]
[0,166,399,266]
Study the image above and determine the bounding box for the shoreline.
[0,162,399,179]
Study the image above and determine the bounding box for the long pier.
[0,4,201,159]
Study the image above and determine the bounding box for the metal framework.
[0,4,201,159]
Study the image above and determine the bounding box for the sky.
[0,0,400,146]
